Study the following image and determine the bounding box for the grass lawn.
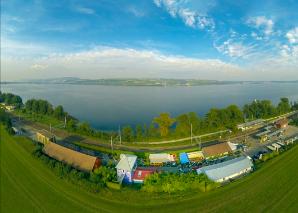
[1,126,298,213]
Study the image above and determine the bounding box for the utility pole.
[190,123,193,144]
[64,116,67,128]
[119,125,122,145]
[199,136,202,150]
[110,136,114,154]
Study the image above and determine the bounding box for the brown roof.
[43,142,97,172]
[202,142,232,158]
[276,118,288,126]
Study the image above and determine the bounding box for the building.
[202,142,232,159]
[237,119,264,131]
[132,168,155,184]
[275,118,288,129]
[149,153,176,166]
[255,130,271,143]
[43,141,101,172]
[197,156,253,182]
[36,130,56,144]
[12,127,22,135]
[4,105,16,112]
[116,154,137,184]
[187,151,204,162]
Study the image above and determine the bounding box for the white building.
[116,154,137,184]
[197,156,253,182]
[237,119,264,131]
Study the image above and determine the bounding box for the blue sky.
[1,0,298,80]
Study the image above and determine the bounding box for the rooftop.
[116,154,137,171]
[197,156,253,182]
[43,142,98,172]
[132,168,155,182]
[202,142,232,158]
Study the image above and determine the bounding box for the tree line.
[0,108,14,134]
[121,98,296,142]
[0,92,23,108]
[1,92,297,142]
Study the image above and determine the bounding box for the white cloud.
[30,64,48,71]
[247,16,274,36]
[1,45,243,80]
[286,27,298,44]
[127,6,145,17]
[251,32,262,40]
[214,39,255,58]
[154,0,215,30]
[75,6,95,15]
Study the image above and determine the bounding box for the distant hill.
[2,78,297,86]
[2,77,242,86]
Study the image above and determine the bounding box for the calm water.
[1,82,298,130]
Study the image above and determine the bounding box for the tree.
[53,105,65,119]
[148,123,157,137]
[122,125,134,142]
[67,119,77,131]
[292,101,298,110]
[277,97,291,114]
[153,113,175,137]
[78,122,93,135]
[135,124,143,140]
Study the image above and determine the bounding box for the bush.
[142,172,218,194]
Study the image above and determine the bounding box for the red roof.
[132,168,155,182]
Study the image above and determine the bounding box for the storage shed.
[36,130,56,145]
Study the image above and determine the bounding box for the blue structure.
[179,153,190,164]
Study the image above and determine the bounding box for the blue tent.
[179,153,190,164]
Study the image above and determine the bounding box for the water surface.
[1,82,298,130]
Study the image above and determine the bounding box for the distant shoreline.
[1,78,298,87]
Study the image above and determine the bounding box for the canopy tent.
[179,153,190,164]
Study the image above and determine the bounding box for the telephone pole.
[190,123,193,144]
[64,116,67,128]
[119,125,122,145]
[110,136,114,154]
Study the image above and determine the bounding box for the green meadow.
[1,126,297,213]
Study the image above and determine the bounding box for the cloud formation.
[286,27,298,44]
[154,0,215,30]
[247,16,274,36]
[1,46,243,80]
[75,6,95,15]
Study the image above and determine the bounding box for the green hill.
[1,126,297,213]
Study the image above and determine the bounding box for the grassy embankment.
[1,126,298,212]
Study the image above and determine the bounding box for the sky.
[1,0,298,81]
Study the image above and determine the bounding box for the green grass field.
[1,126,298,213]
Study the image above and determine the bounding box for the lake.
[1,82,298,130]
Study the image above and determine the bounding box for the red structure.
[132,168,156,183]
[93,158,102,171]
